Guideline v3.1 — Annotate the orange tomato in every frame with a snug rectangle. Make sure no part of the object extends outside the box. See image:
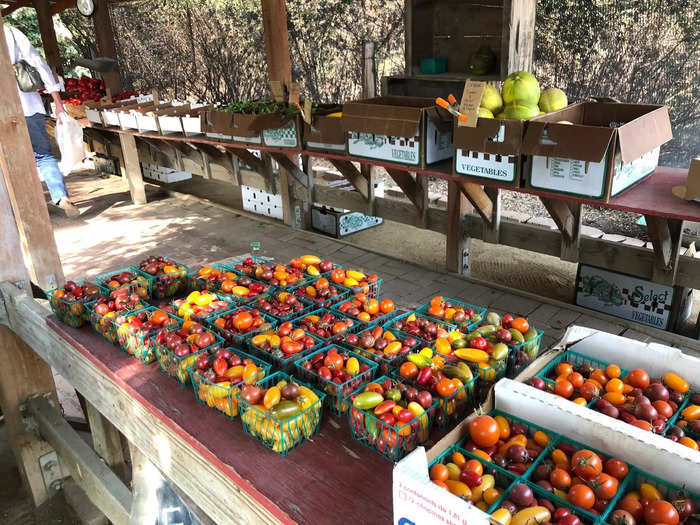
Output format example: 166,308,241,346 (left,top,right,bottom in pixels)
511,317,529,333
603,392,626,405
568,372,584,389
556,362,573,377
233,312,254,330
590,368,609,386
494,415,511,440
626,368,650,389
399,361,419,380
357,312,371,322
568,484,595,509
533,430,550,447
471,449,491,462
364,299,379,315
380,299,395,314
430,463,449,482
263,386,280,409
682,404,700,421
679,437,699,450
220,279,235,293
551,448,569,468
436,378,458,397
151,310,169,325
572,397,587,406
316,277,330,290
580,381,601,401
451,451,466,469
428,304,445,317
463,459,483,476
606,378,624,393
554,379,574,399
332,321,349,335
430,296,443,307
435,337,452,355
663,373,689,393
469,415,501,447
605,364,621,379
330,268,345,283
